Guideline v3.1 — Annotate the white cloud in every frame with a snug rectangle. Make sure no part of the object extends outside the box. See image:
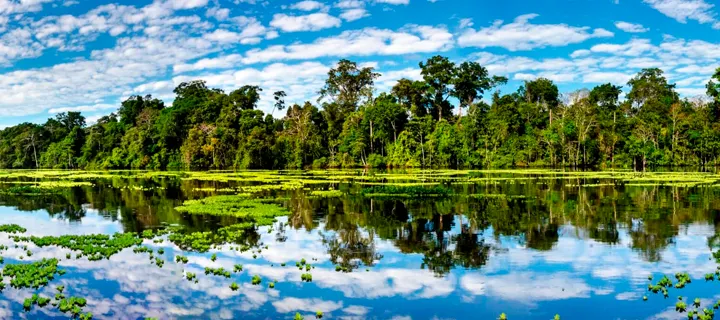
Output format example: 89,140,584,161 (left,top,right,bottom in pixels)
335,0,365,9
242,25,453,64
458,13,614,51
270,13,342,32
582,71,633,84
48,103,117,114
340,8,369,21
173,54,243,73
375,0,410,4
289,0,328,11
643,0,720,29
614,21,649,32
589,39,656,56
